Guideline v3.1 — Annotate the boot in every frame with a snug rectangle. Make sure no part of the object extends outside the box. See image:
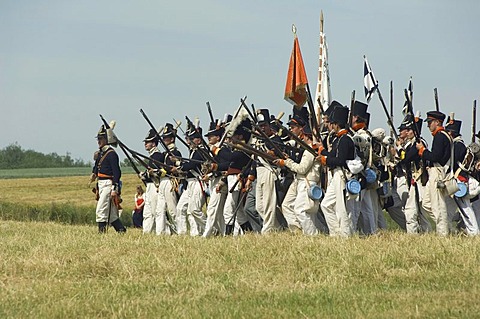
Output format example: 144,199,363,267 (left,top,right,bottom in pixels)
98,222,107,234
240,221,253,233
225,224,234,235
111,219,127,233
